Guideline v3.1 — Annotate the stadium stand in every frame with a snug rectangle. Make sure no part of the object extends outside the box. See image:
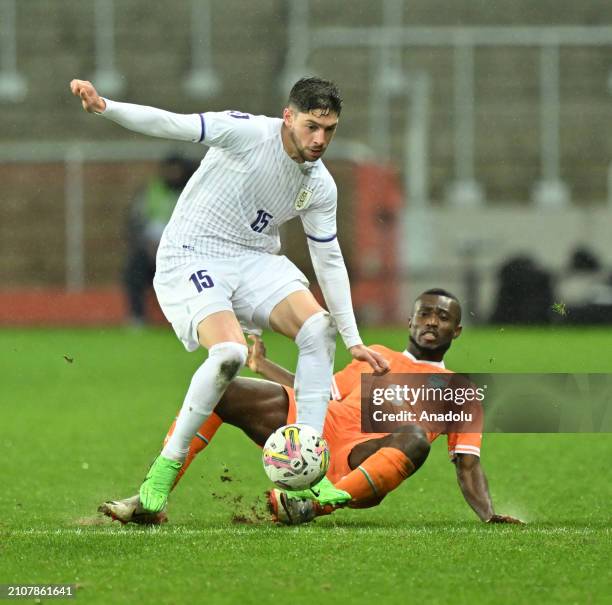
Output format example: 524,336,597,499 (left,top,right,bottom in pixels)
1,1,612,324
